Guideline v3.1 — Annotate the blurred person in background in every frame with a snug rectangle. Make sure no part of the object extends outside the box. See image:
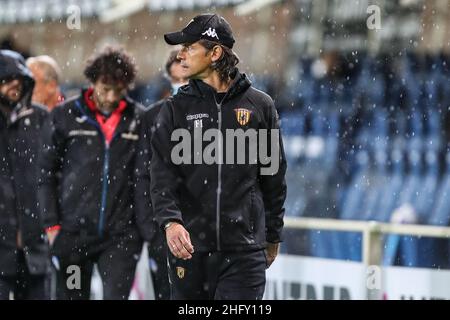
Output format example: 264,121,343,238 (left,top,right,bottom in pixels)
0,35,31,59
38,46,145,300
150,13,287,299
165,48,189,96
0,50,49,300
134,49,188,300
26,55,64,111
